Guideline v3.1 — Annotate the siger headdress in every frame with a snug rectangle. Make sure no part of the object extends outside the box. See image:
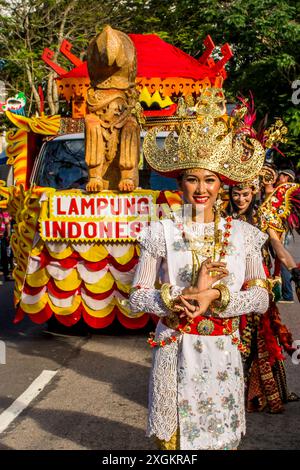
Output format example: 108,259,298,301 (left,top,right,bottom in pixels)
143,88,265,184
